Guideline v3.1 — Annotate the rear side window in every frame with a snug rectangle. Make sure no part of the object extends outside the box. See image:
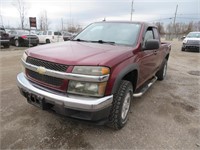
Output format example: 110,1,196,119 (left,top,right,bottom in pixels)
54,32,61,35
